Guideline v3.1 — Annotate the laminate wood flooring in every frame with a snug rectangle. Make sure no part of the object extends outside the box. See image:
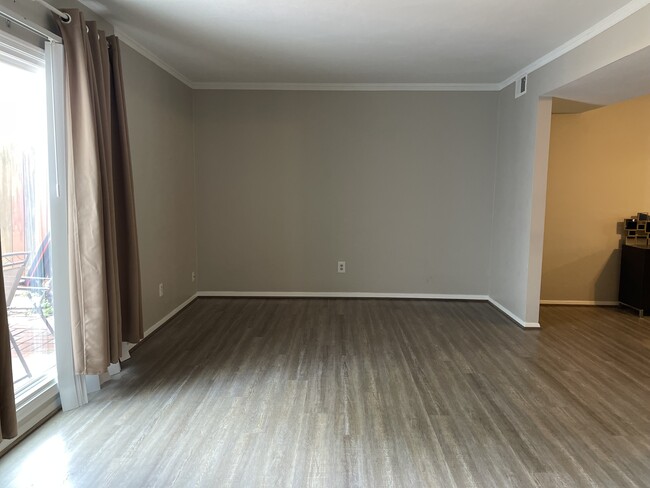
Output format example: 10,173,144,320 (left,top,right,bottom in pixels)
0,299,649,487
